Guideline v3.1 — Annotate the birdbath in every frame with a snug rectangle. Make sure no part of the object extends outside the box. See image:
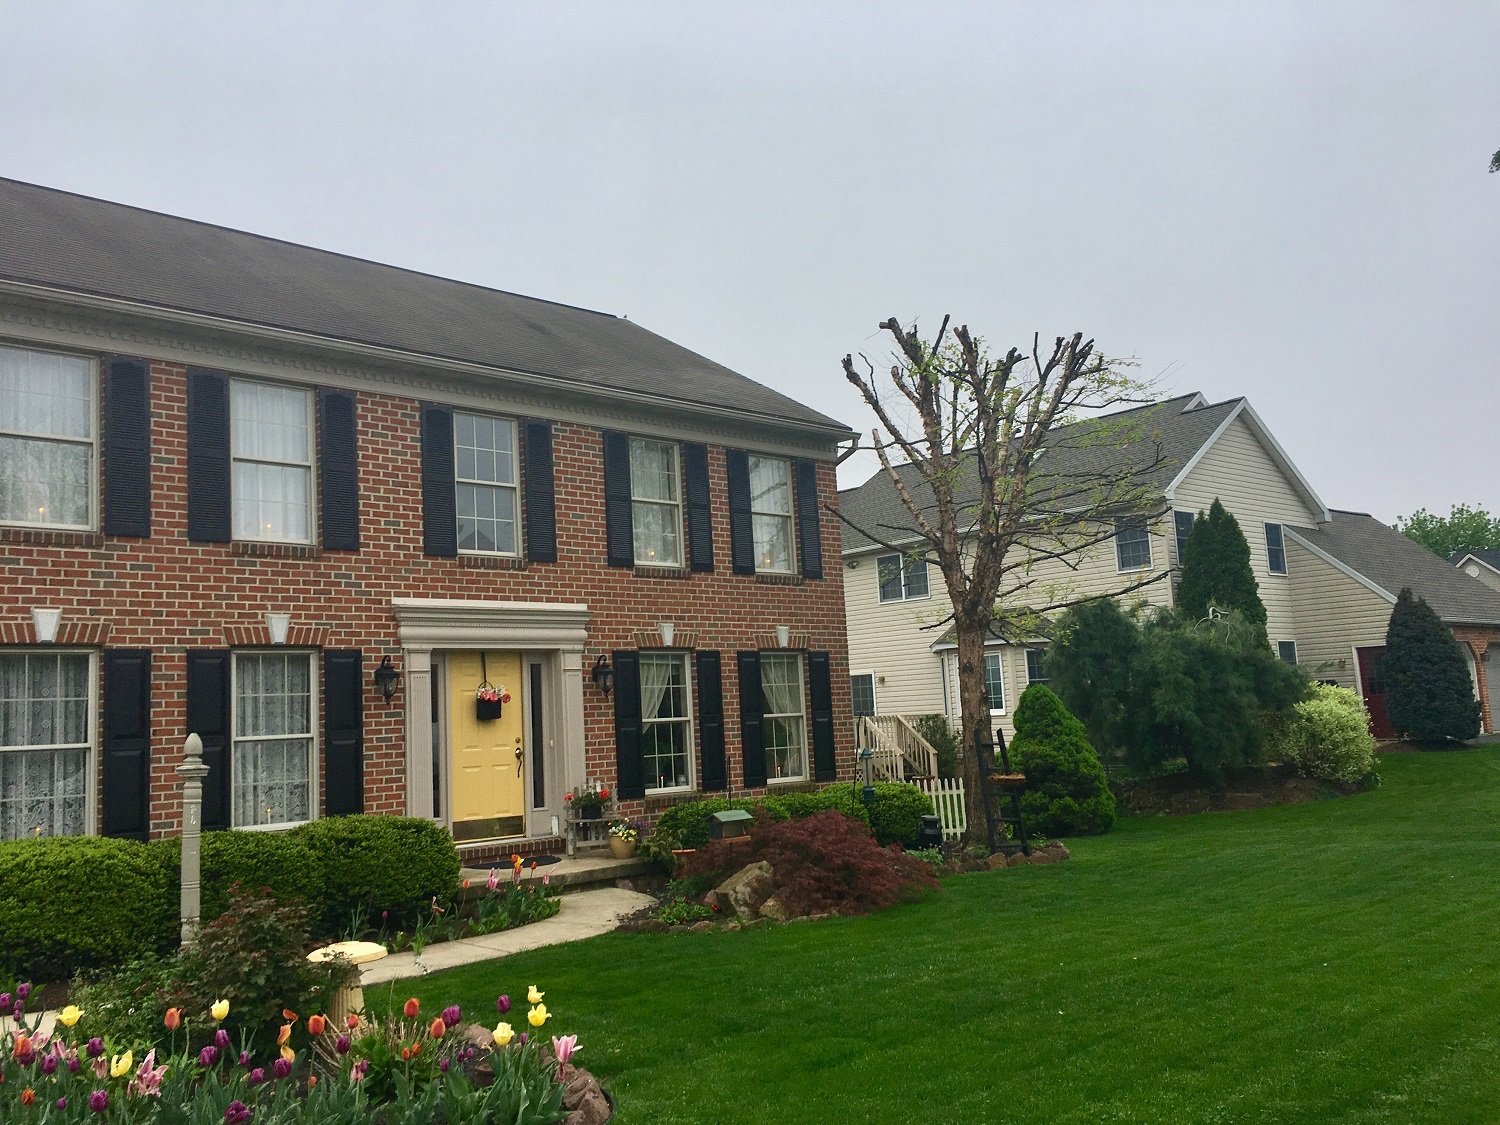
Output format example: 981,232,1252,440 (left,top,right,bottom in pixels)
306,940,388,1030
